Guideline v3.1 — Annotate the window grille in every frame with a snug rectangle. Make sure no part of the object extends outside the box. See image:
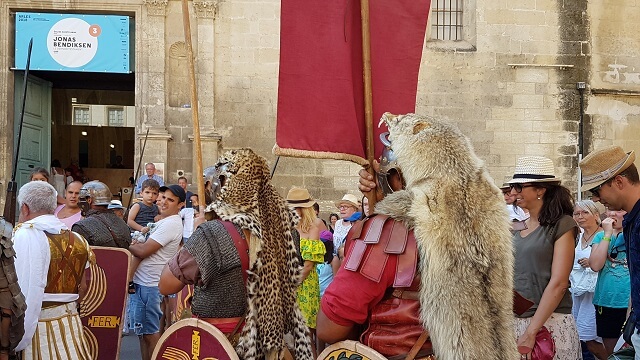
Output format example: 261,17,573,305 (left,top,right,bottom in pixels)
73,107,90,125
431,0,463,41
108,107,125,127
